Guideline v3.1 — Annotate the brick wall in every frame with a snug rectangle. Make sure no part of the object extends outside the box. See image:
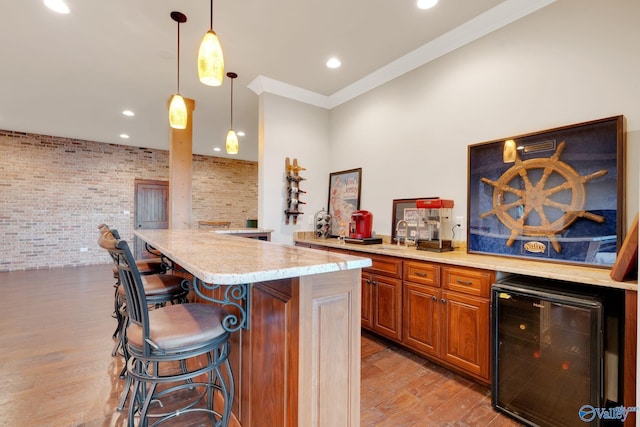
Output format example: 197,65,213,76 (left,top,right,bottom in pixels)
0,130,258,272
